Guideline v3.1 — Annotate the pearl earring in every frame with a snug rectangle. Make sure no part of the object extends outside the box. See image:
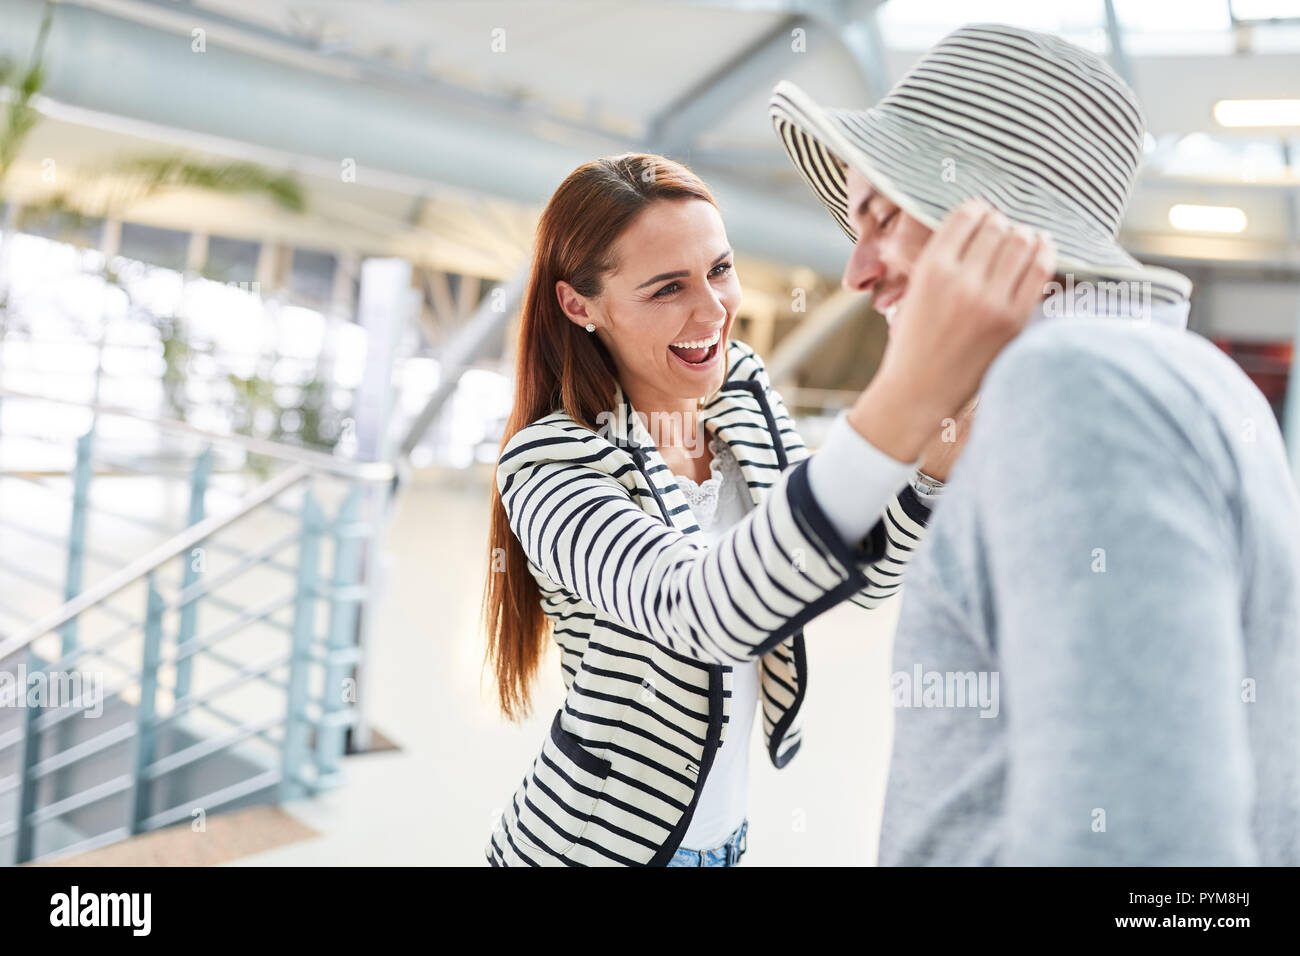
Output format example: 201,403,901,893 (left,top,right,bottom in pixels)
585,323,595,332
